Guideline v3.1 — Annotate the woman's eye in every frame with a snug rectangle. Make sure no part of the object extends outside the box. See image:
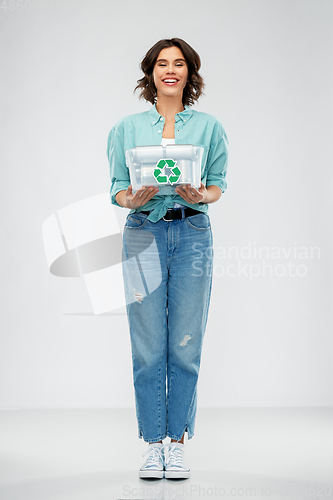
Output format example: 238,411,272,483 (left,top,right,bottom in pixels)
158,63,184,67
